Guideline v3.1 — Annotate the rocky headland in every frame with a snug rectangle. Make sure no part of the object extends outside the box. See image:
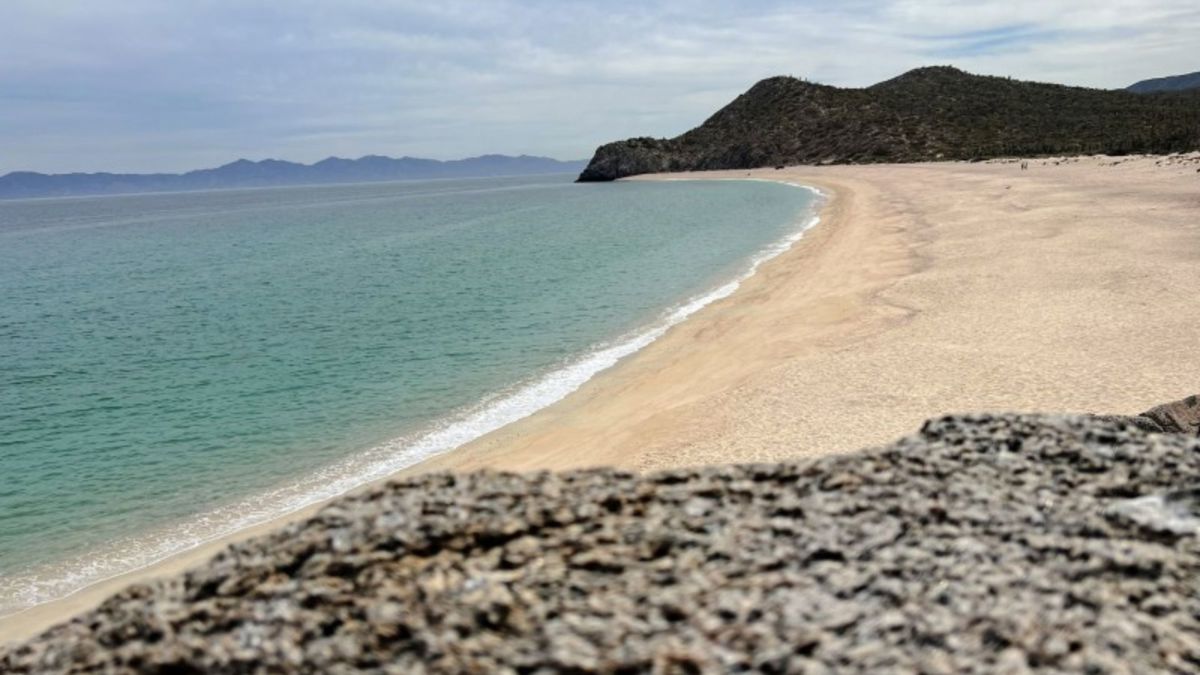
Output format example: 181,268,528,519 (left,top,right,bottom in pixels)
2,397,1198,673
577,67,1200,181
